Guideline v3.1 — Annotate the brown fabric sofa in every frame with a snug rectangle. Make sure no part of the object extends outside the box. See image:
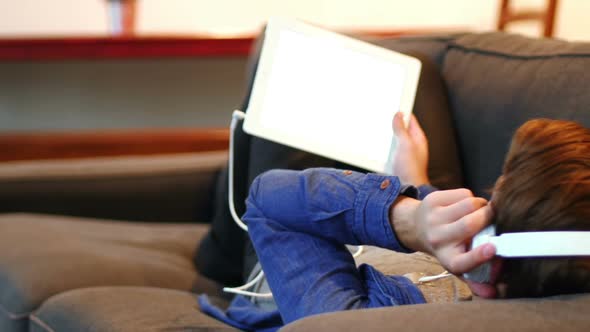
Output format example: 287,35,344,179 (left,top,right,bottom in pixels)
1,31,590,331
